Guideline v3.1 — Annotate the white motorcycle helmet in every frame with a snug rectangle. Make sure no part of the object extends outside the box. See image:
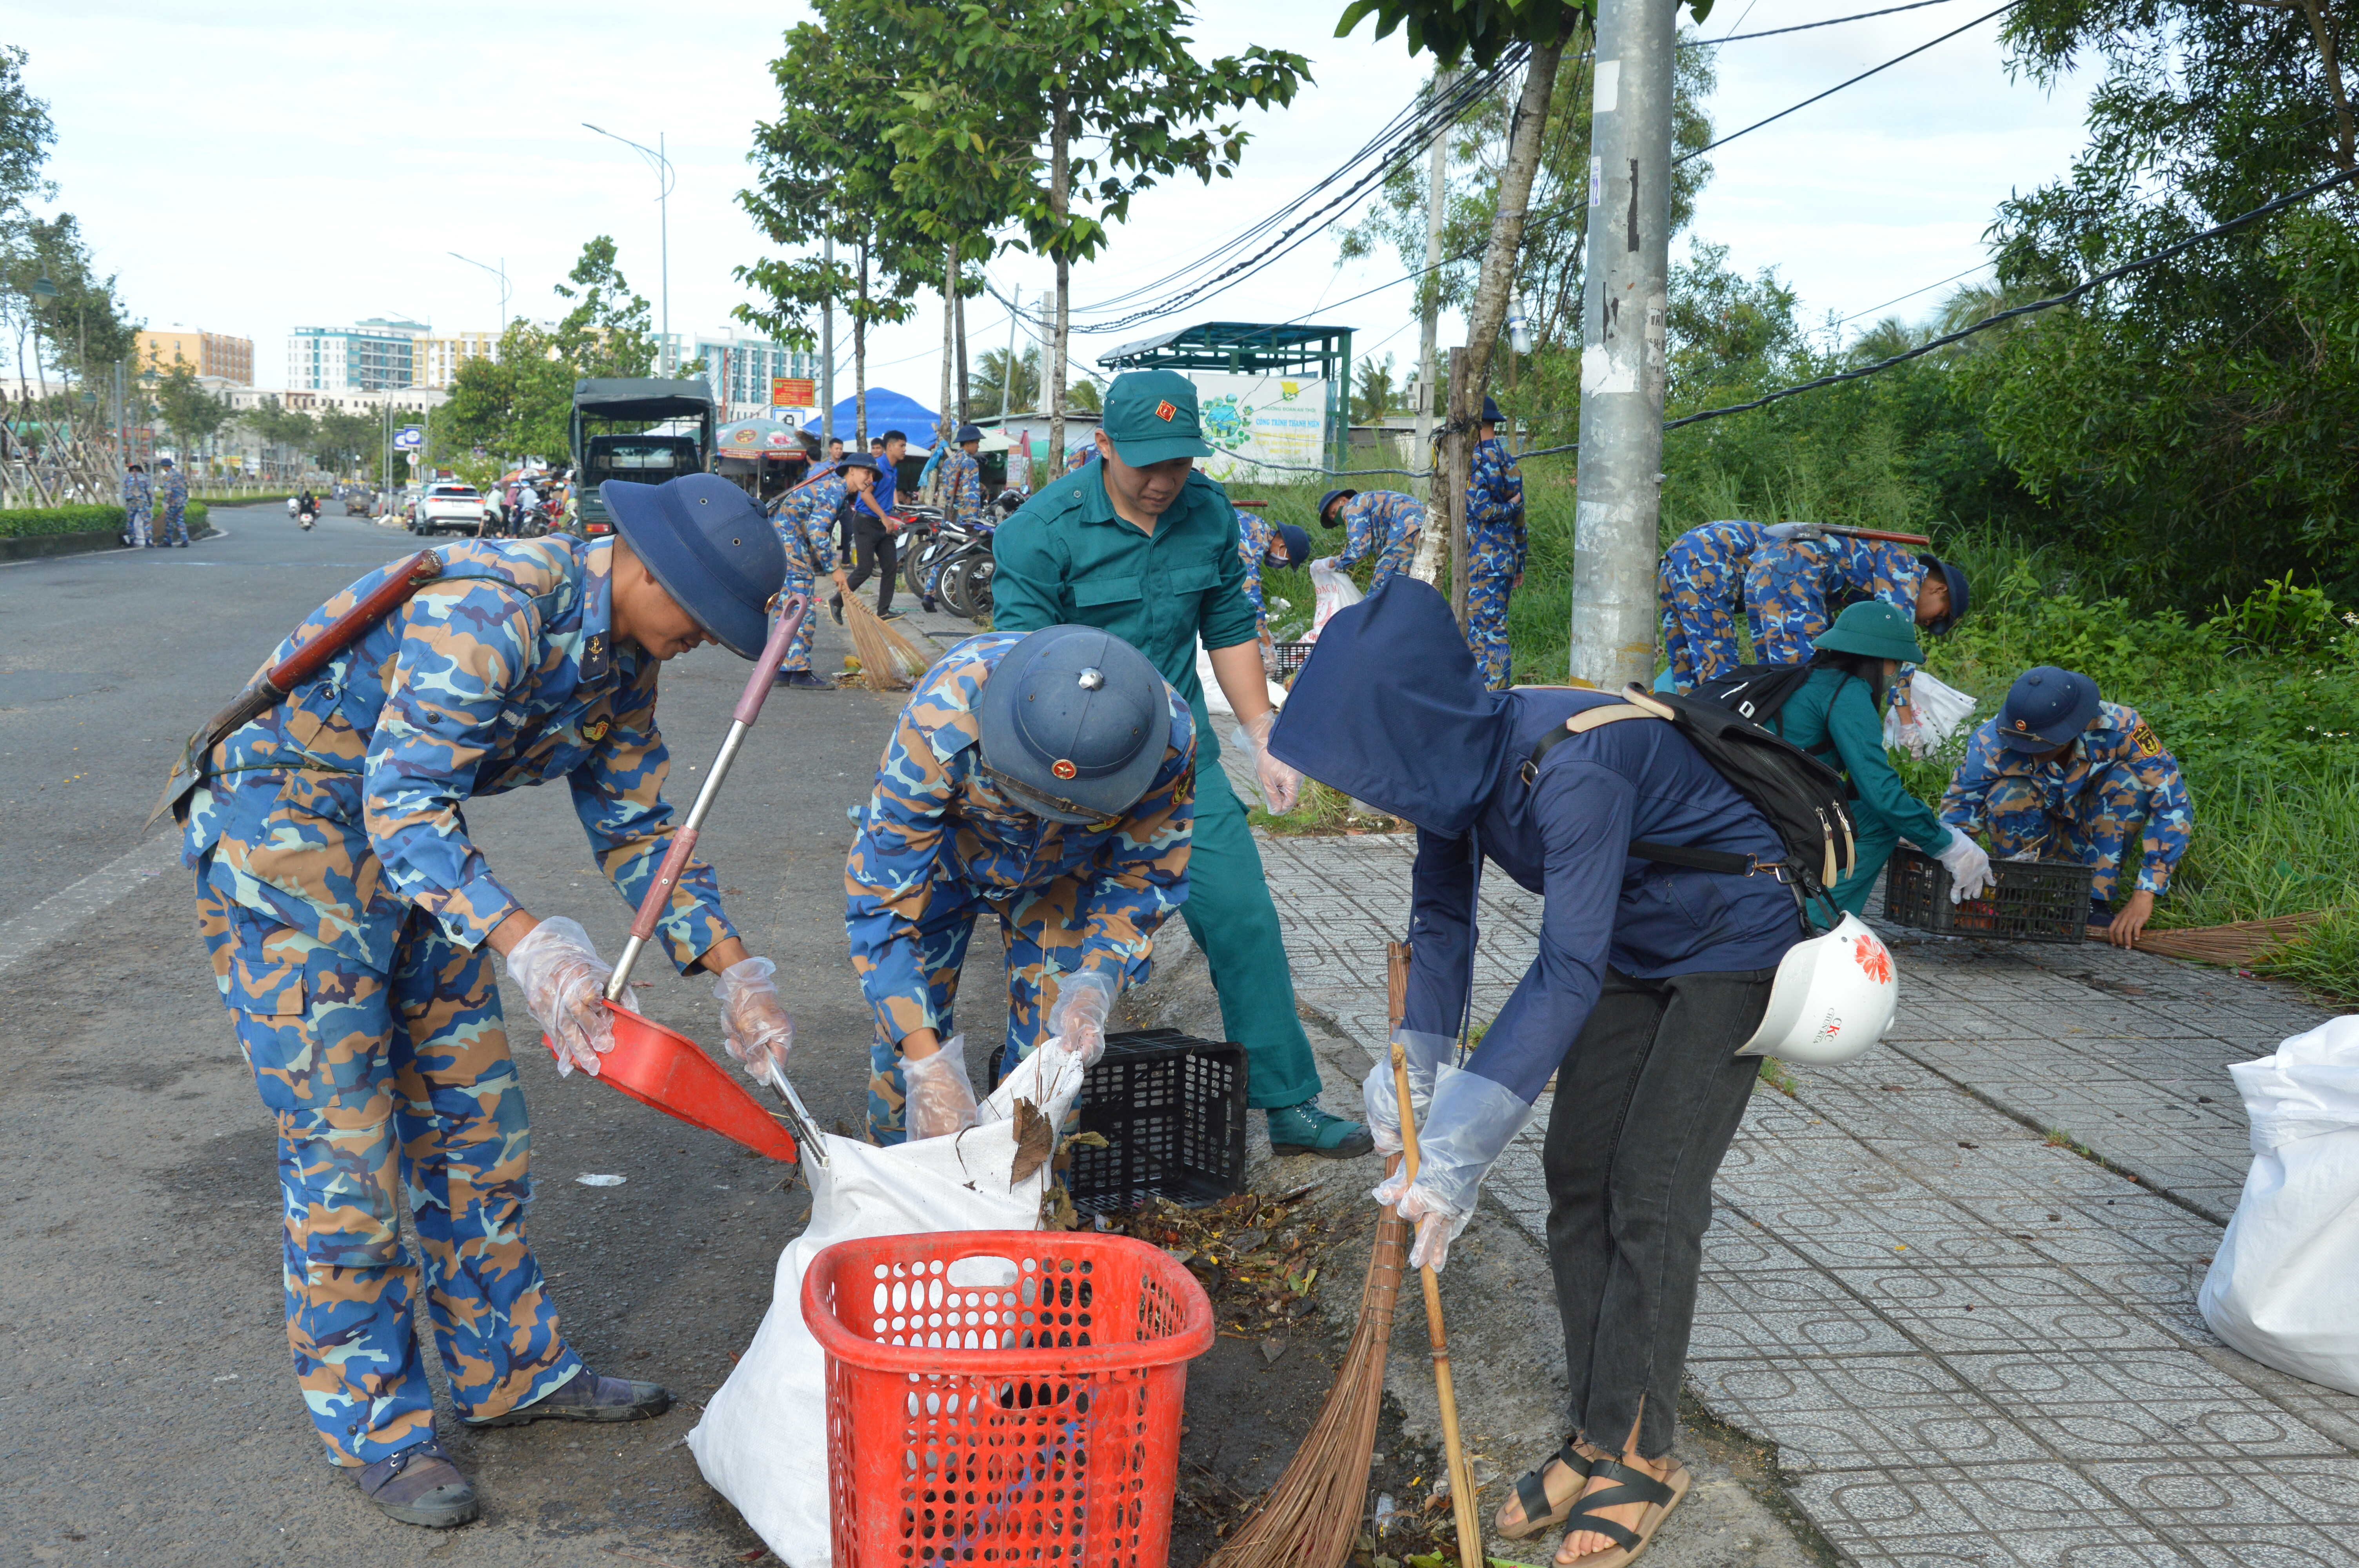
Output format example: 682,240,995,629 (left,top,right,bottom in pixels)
1737,913,1898,1065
